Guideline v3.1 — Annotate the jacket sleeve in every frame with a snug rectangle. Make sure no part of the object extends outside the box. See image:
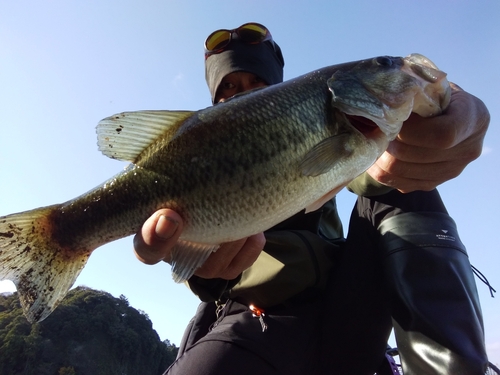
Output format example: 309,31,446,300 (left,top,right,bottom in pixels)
226,229,339,307
186,200,343,307
347,172,394,196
